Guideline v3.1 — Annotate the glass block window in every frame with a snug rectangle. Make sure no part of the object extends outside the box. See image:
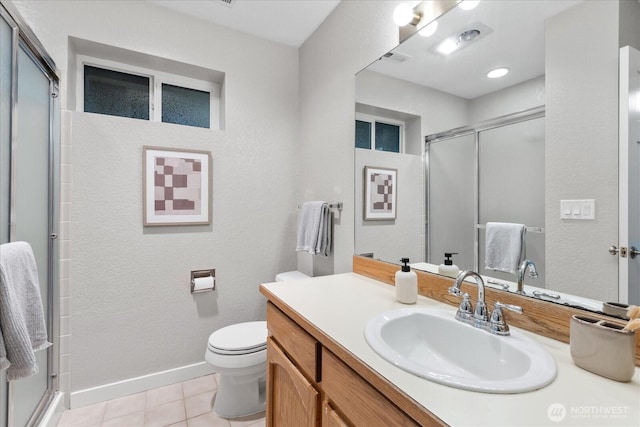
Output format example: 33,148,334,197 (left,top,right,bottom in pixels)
161,84,210,128
355,120,372,149
84,65,150,120
375,122,400,153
